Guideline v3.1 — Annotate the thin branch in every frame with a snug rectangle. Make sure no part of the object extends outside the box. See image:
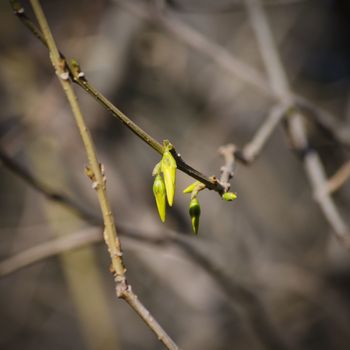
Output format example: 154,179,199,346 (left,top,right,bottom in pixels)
244,0,350,247
0,227,102,277
218,144,236,191
304,150,350,247
0,222,288,350
9,0,226,196
28,1,179,349
163,0,310,14
0,148,100,224
239,103,290,163
326,160,350,194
